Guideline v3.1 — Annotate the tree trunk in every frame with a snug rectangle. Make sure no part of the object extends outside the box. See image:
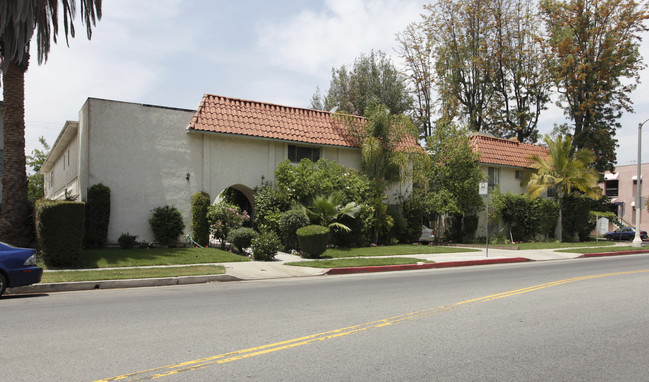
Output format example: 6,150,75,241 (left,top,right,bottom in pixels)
0,60,33,247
